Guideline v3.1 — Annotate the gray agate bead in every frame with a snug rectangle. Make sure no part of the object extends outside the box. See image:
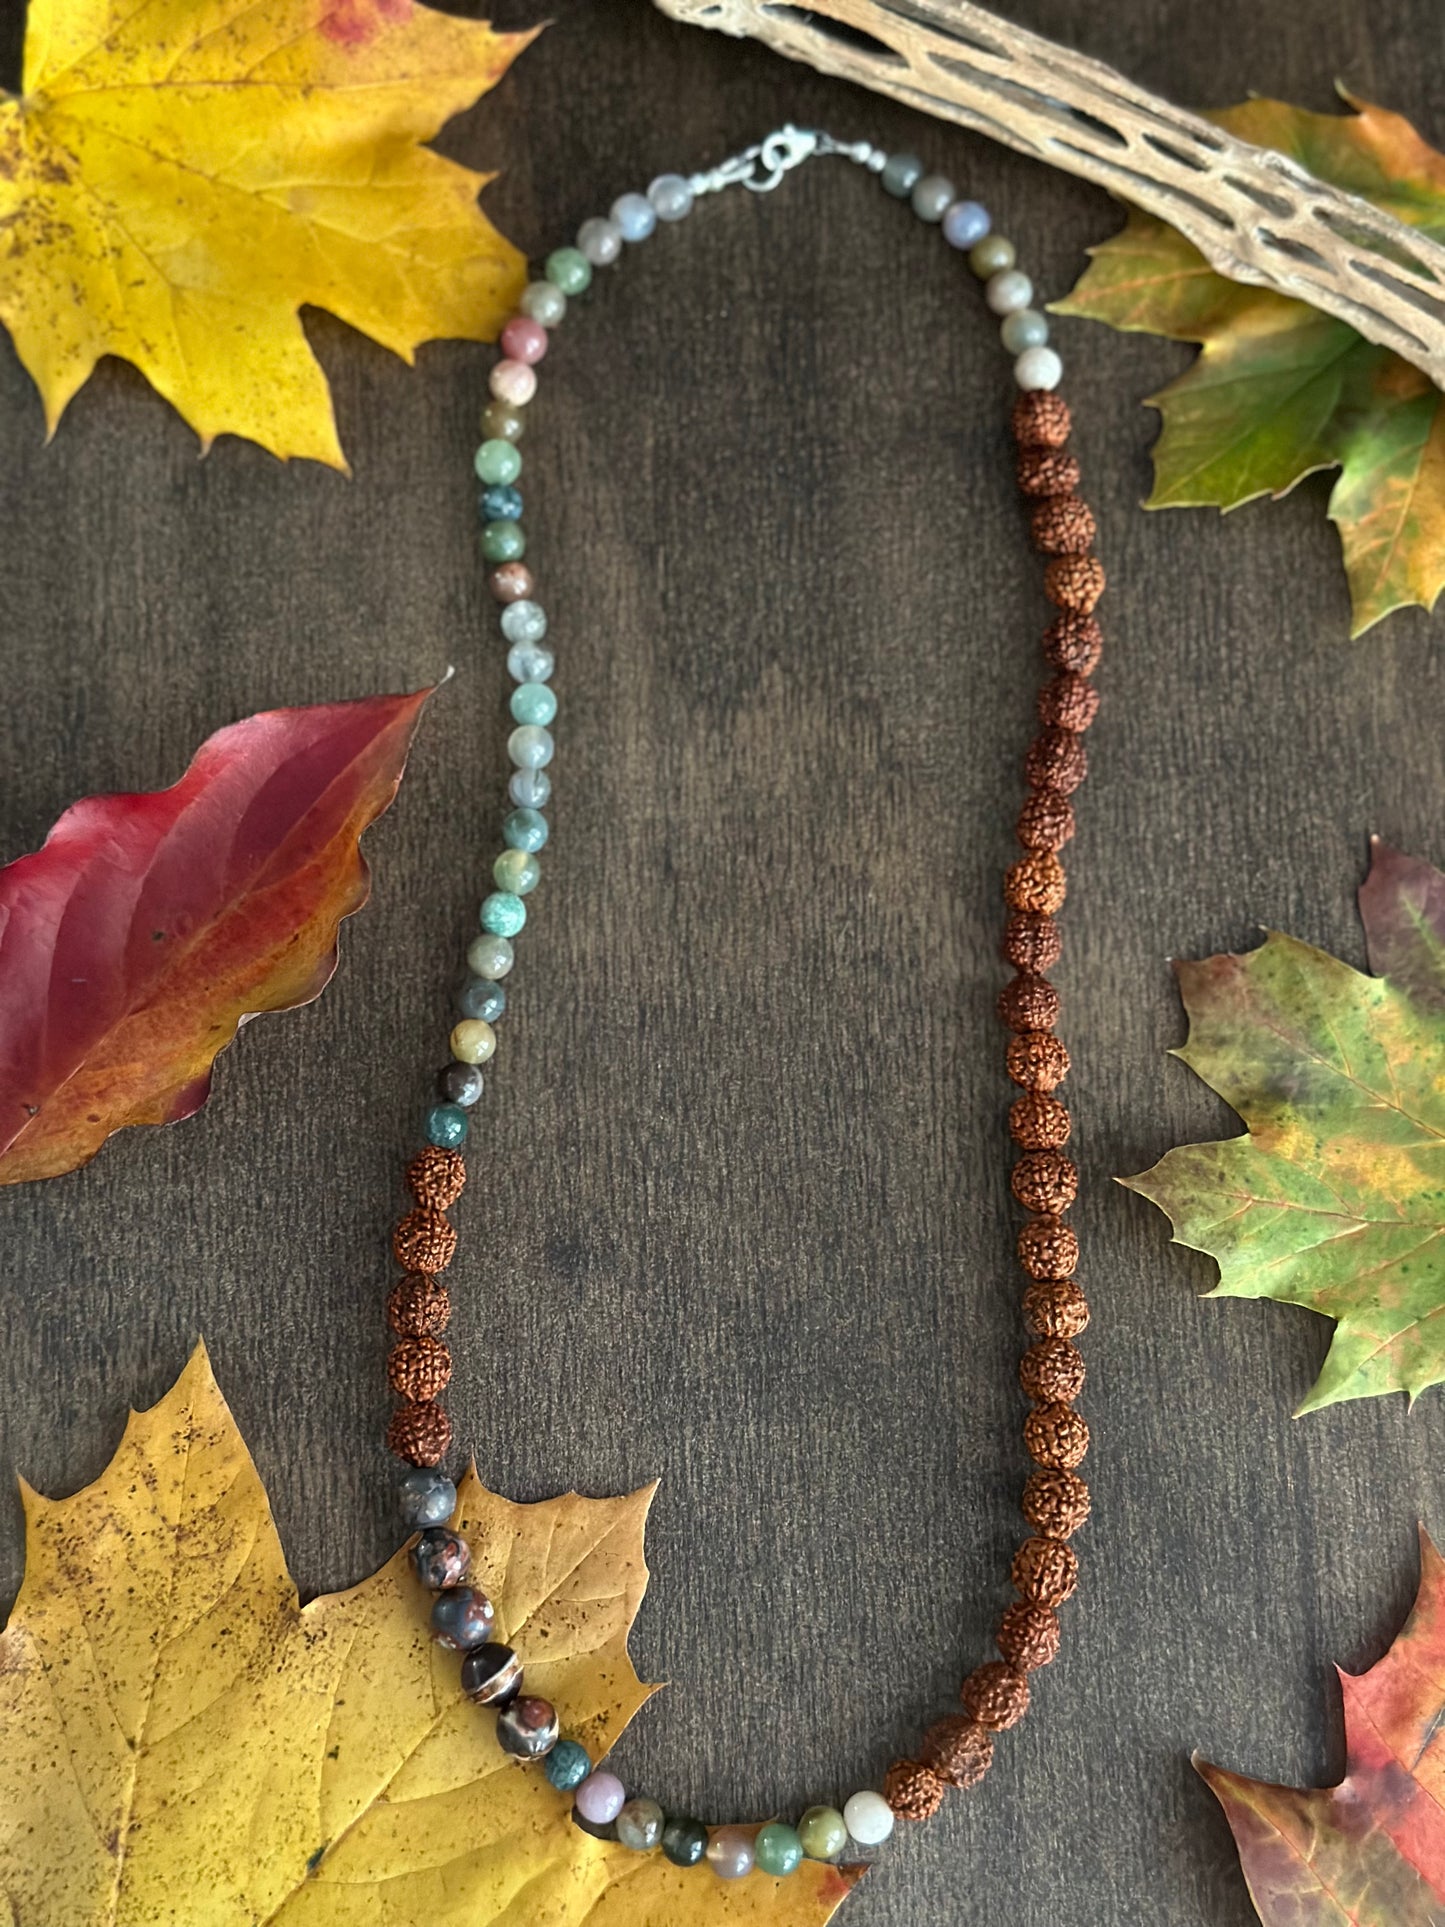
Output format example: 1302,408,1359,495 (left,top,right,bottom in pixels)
616,1797,665,1852
398,1468,456,1529
412,1527,470,1589
497,1694,560,1759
